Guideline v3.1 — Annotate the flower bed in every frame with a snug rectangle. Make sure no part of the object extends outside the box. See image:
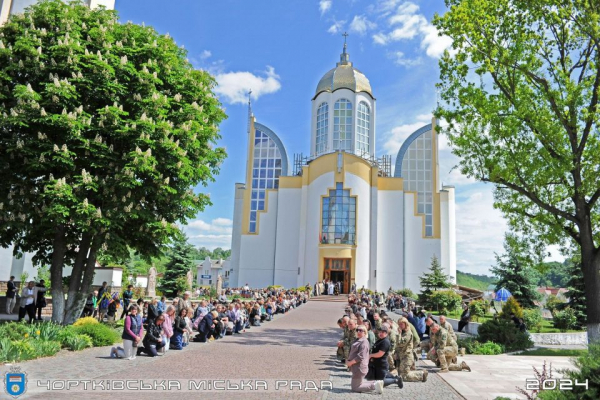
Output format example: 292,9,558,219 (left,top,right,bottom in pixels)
0,319,120,363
